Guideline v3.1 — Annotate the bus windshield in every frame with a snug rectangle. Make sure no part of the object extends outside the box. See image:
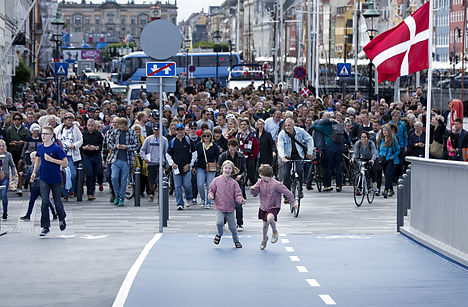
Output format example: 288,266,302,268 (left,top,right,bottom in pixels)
121,56,149,82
